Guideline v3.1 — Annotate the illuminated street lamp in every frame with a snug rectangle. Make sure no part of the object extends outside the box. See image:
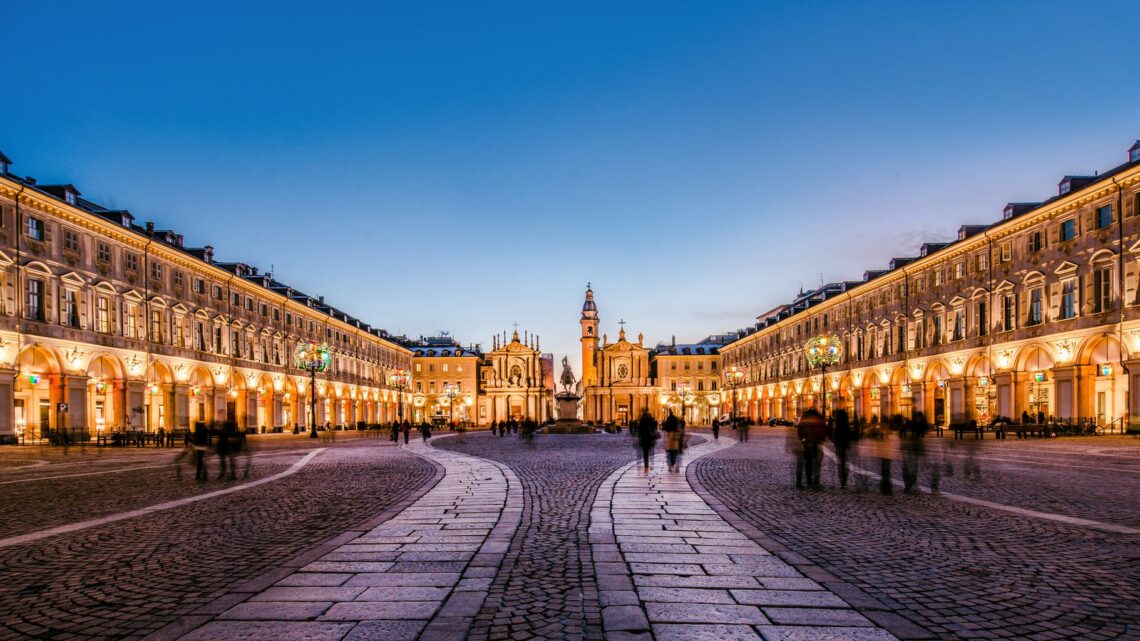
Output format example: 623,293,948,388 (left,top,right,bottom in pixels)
723,365,746,425
804,333,843,421
388,369,410,428
442,383,461,428
295,341,332,439
677,384,693,424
